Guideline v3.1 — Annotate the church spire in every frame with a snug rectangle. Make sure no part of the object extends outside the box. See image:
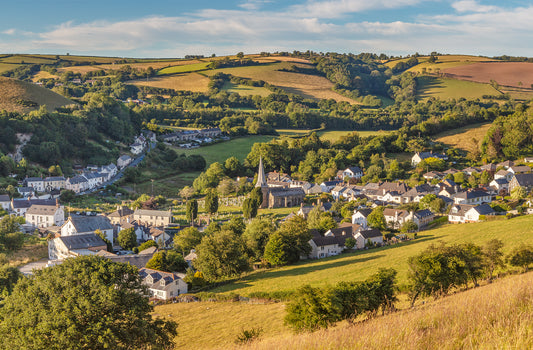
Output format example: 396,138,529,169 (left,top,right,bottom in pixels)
256,156,267,188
